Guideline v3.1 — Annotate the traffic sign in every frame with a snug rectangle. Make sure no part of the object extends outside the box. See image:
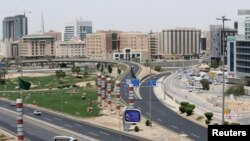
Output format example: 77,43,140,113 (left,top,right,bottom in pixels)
132,79,140,87
124,109,141,123
126,79,131,85
148,80,156,87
